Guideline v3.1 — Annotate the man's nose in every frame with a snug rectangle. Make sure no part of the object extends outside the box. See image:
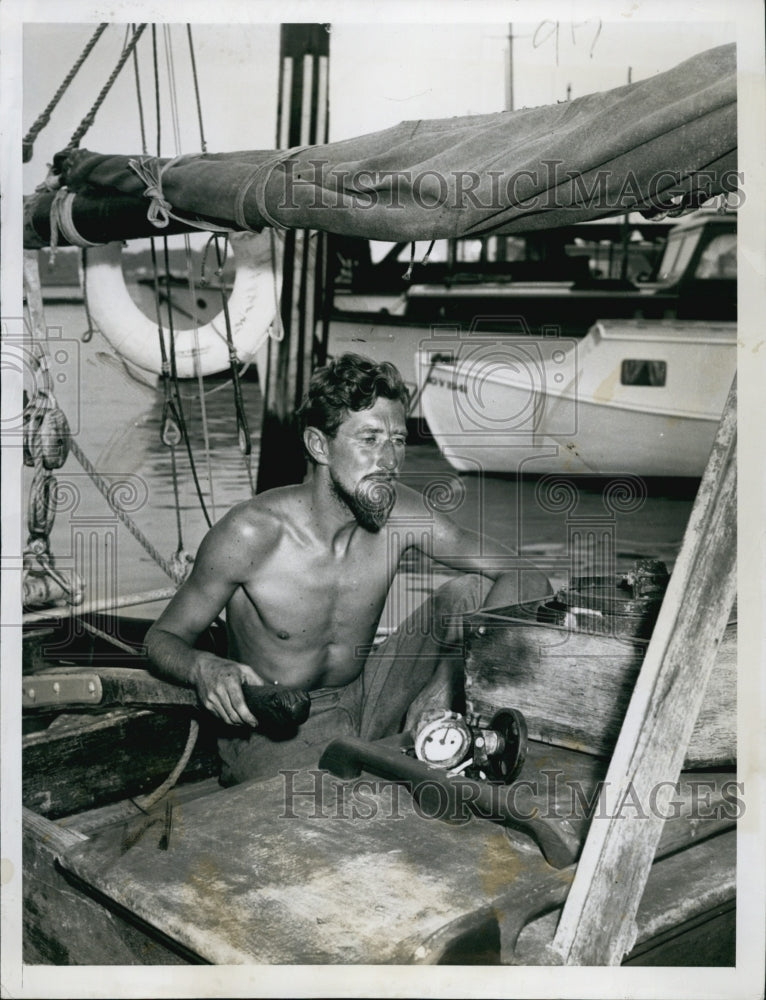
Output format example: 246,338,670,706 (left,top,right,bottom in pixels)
378,440,398,471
